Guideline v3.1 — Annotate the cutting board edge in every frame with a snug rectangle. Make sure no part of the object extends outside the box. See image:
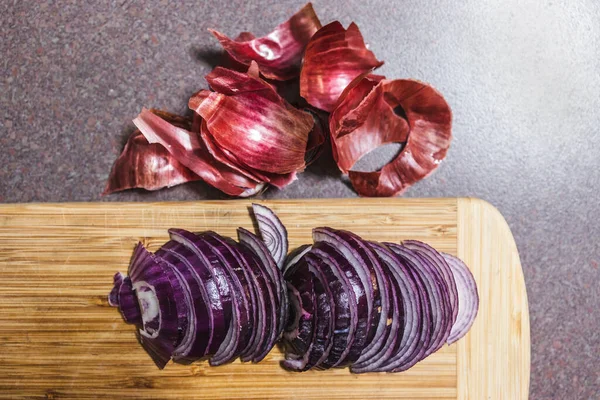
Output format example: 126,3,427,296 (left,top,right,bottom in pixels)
0,197,460,210
457,197,530,400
